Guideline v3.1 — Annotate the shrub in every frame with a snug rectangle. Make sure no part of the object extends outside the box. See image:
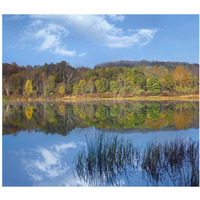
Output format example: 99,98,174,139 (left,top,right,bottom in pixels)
135,89,145,96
